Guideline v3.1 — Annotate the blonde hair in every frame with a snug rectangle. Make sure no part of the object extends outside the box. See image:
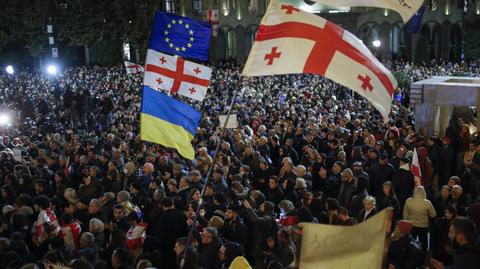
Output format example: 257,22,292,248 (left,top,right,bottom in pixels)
89,218,105,234
64,188,78,204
